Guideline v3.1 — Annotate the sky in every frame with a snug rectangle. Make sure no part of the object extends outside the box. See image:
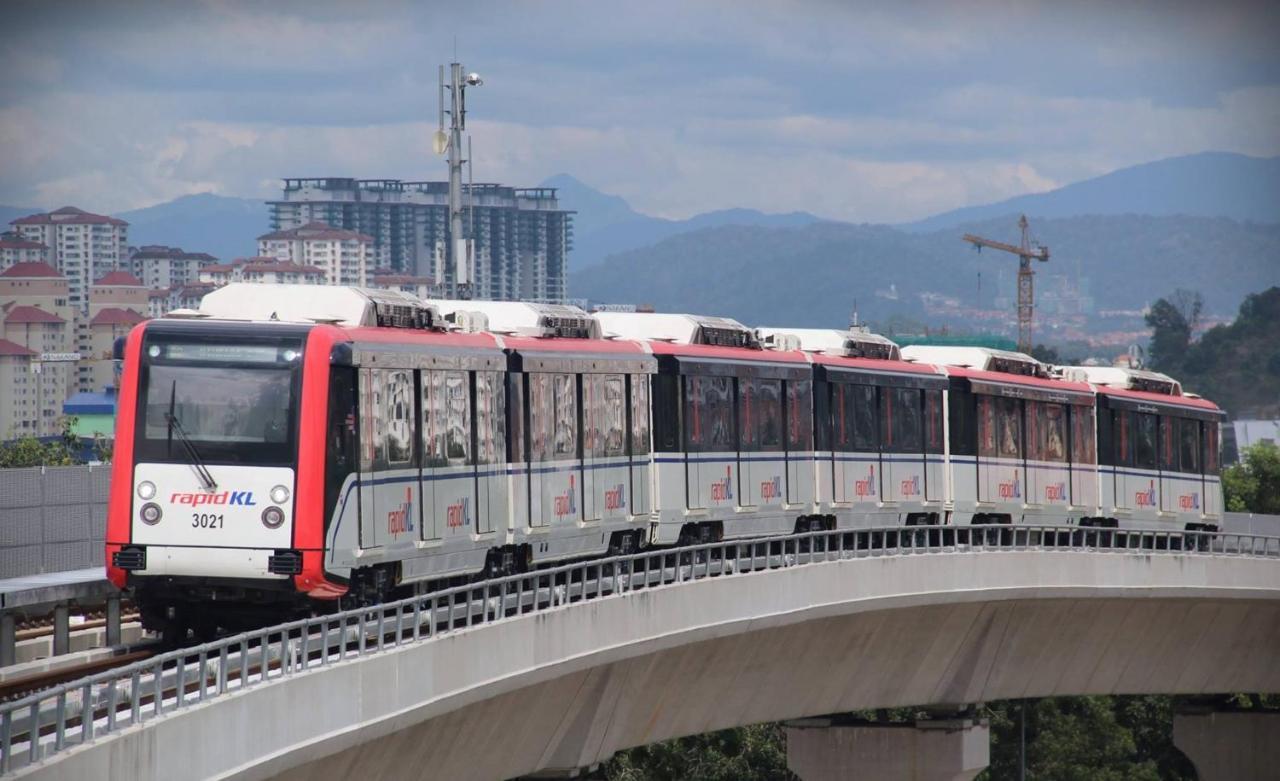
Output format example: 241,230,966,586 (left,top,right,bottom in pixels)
1,0,1278,222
